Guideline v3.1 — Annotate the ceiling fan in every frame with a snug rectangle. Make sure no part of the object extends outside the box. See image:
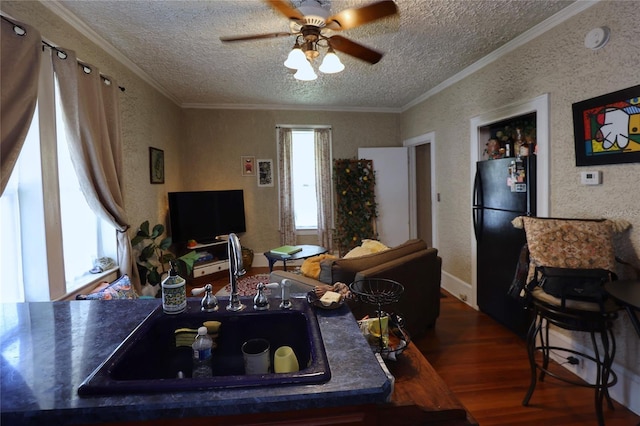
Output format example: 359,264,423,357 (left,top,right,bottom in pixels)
220,0,399,73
